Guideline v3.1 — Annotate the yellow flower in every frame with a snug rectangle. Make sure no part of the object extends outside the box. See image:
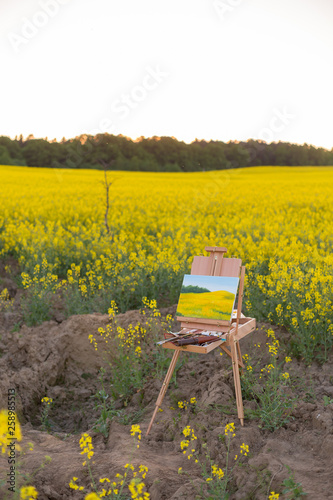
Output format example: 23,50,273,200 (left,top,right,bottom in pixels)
211,464,224,479
41,397,53,404
266,328,275,338
182,426,191,437
69,477,84,491
135,346,142,356
79,433,94,461
275,304,283,317
240,443,249,456
85,494,101,500
69,479,78,490
128,478,150,499
180,439,189,450
267,343,278,356
20,486,38,499
268,492,280,500
182,426,197,440
0,410,22,454
281,372,290,380
224,422,236,437
130,424,142,439
178,400,188,410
